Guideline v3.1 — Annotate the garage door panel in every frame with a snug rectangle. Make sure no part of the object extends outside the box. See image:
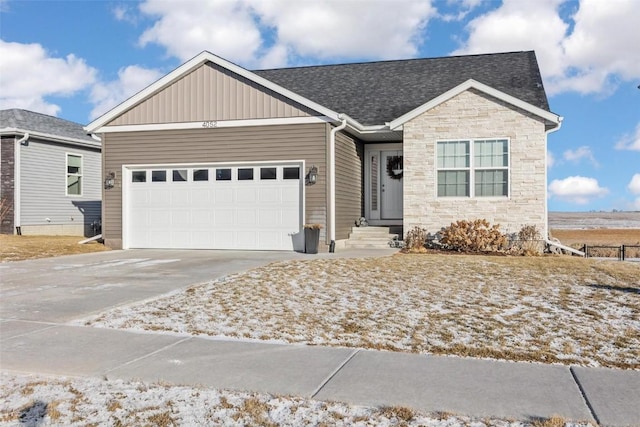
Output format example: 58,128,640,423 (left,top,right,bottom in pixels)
149,190,170,206
214,209,234,226
236,187,257,203
237,210,257,226
170,189,190,205
258,209,279,226
215,188,233,203
126,164,302,250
